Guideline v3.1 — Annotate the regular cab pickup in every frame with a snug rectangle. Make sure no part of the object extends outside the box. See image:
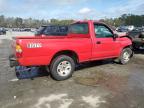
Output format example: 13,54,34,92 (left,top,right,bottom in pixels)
9,20,133,80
